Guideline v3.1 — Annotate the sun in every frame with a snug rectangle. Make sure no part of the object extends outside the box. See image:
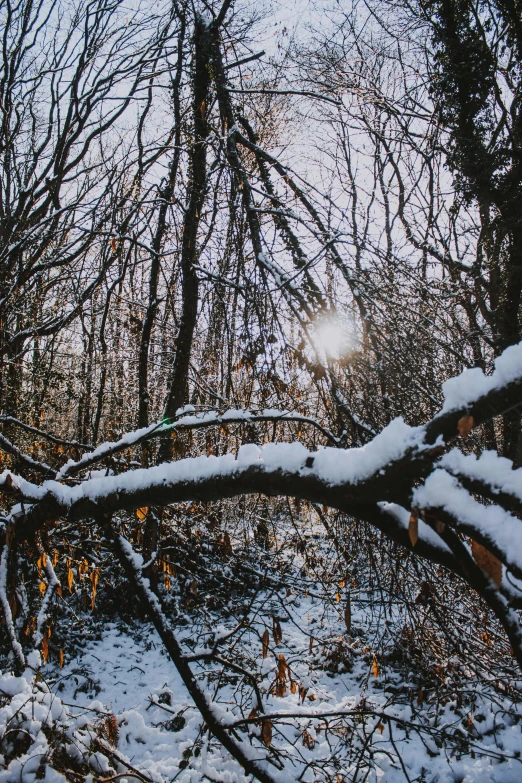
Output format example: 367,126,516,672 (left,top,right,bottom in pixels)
314,317,351,360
